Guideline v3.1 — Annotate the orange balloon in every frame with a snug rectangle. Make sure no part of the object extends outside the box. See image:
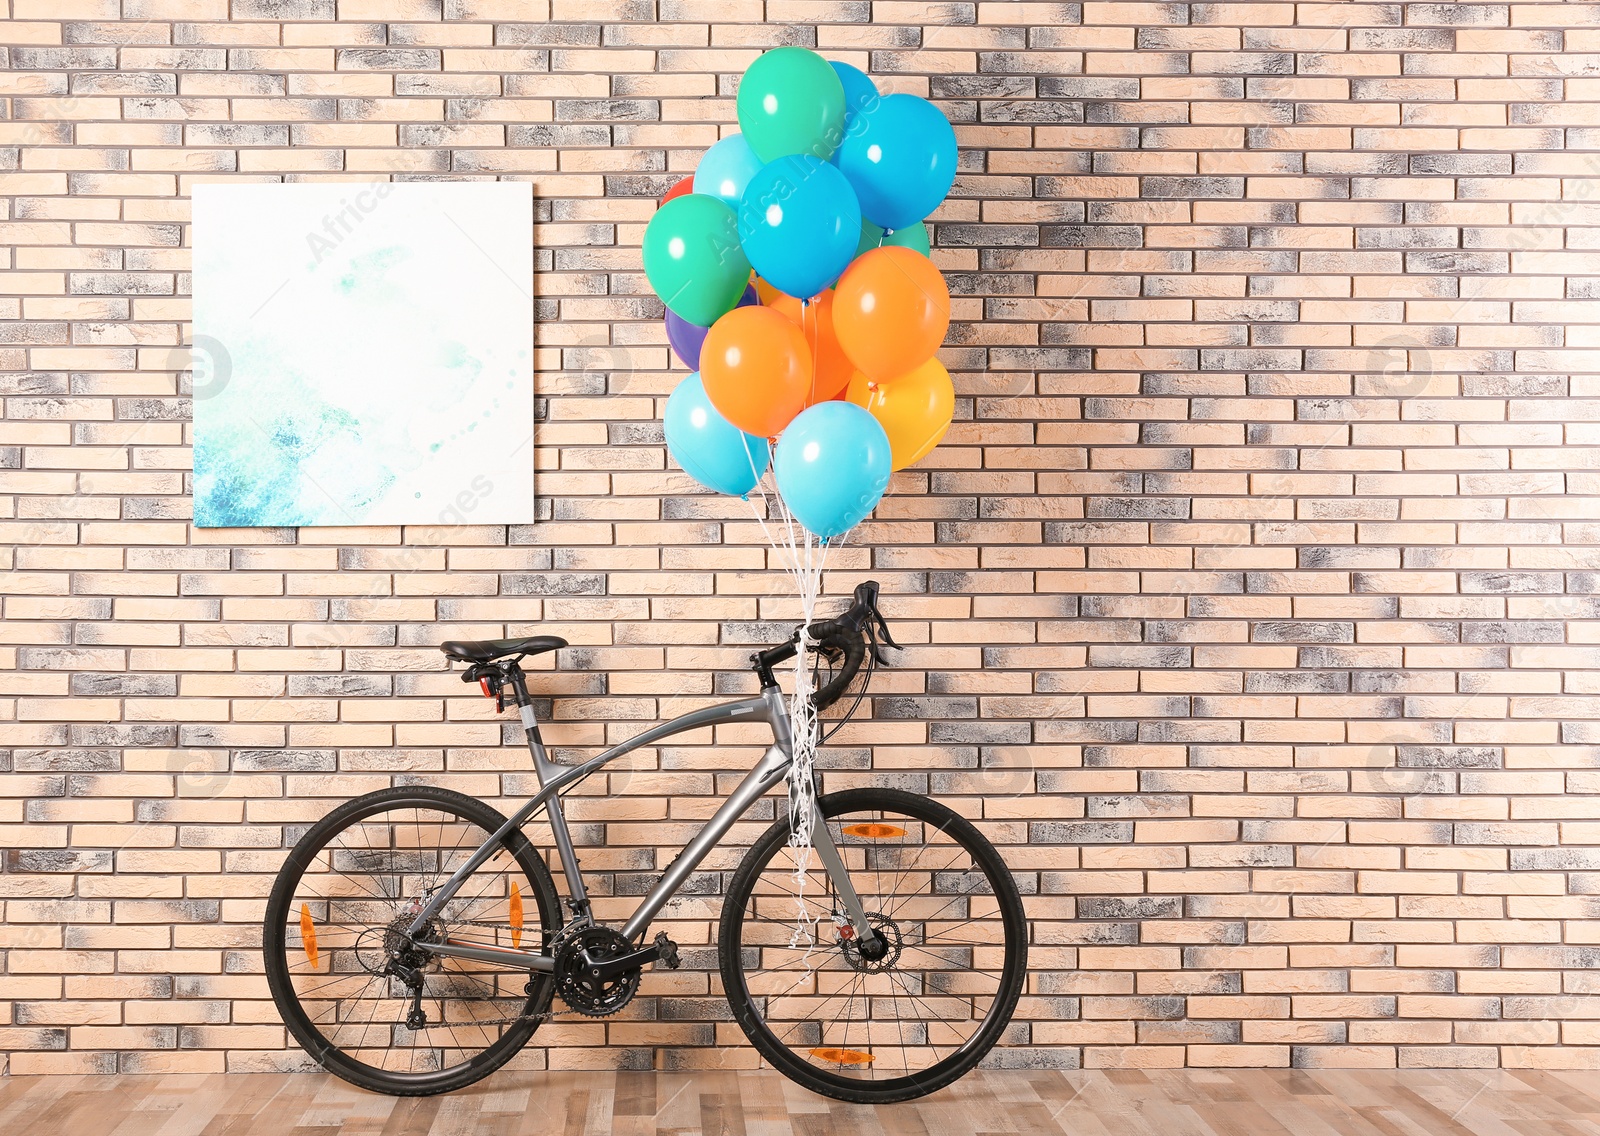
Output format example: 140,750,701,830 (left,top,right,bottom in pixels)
833,246,950,383
752,275,785,305
847,357,954,470
699,306,812,438
767,291,853,405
